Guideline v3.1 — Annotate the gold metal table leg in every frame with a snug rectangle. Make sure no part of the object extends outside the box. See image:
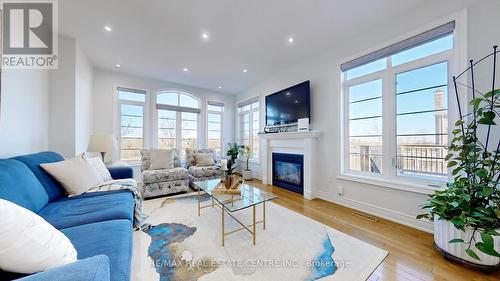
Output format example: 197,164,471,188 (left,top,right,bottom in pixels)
222,206,225,247
197,188,200,216
263,200,266,230
252,205,256,245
